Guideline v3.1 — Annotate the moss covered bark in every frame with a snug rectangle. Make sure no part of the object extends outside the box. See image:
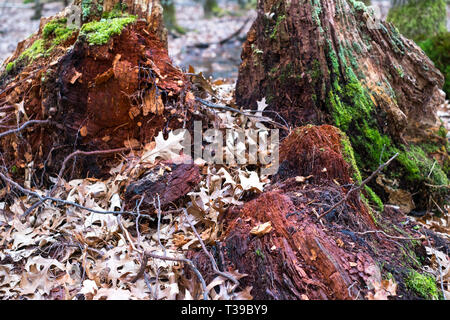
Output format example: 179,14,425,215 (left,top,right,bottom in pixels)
236,0,449,212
